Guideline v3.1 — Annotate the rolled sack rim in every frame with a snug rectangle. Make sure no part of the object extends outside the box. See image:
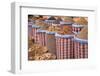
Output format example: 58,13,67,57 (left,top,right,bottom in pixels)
37,29,47,33
55,33,74,38
60,21,73,25
72,31,80,34
73,37,88,44
46,31,56,34
32,25,40,28
45,20,57,22
72,24,84,27
28,22,34,26
52,24,60,26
